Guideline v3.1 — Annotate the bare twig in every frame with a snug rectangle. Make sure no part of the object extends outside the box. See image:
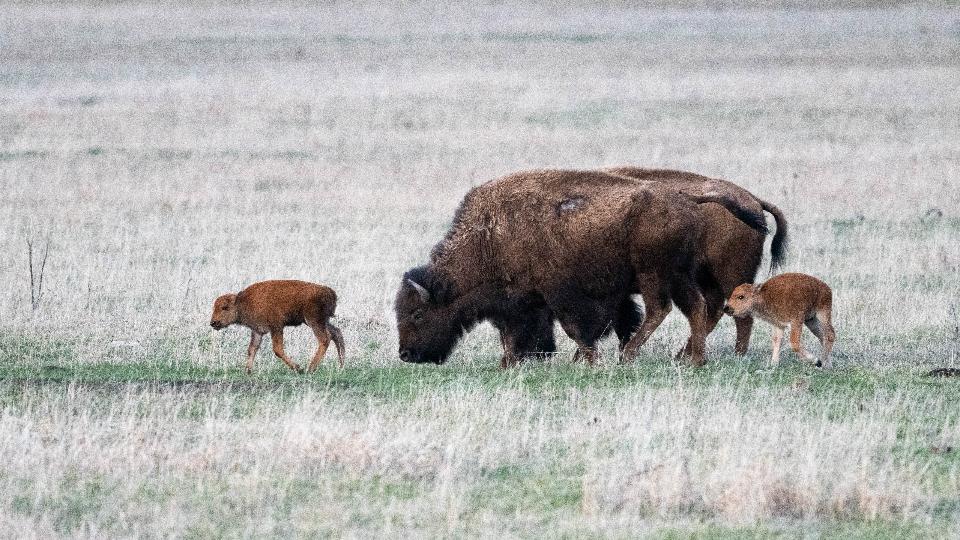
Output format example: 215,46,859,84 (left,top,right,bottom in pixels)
26,232,51,311
27,236,35,309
